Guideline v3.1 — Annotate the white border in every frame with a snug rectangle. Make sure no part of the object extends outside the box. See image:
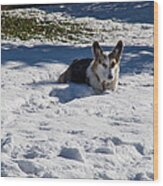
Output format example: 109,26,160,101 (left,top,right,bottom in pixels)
1,0,163,186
